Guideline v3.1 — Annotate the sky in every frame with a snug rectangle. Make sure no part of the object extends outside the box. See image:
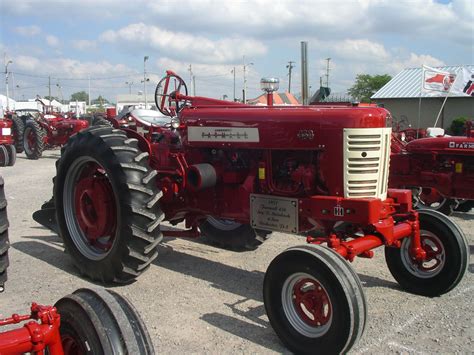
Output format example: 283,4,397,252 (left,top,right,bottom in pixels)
0,0,472,103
